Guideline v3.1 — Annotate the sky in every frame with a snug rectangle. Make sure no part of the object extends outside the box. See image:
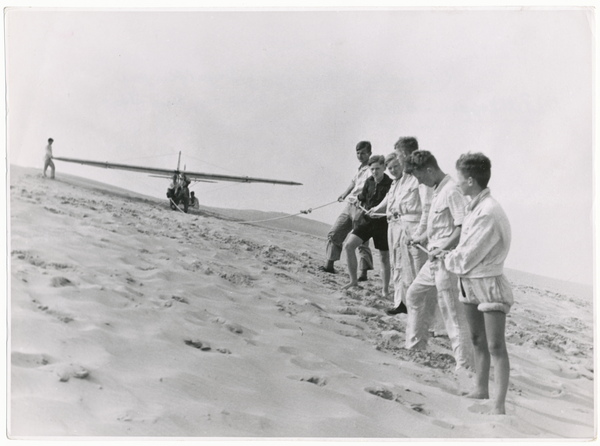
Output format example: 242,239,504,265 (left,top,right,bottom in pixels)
5,7,595,286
